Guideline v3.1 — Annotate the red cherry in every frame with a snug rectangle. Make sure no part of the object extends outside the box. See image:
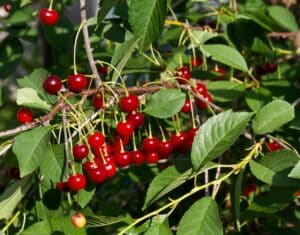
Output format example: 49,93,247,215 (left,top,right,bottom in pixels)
264,63,277,73
103,161,117,177
171,132,188,152
43,75,62,95
195,92,212,109
98,66,108,75
110,136,130,154
214,66,225,75
92,93,104,109
116,120,134,138
83,159,101,173
72,144,89,161
126,111,144,128
93,143,111,158
115,151,131,167
158,140,173,159
56,181,69,192
88,132,105,148
87,165,107,184
67,74,87,93
267,141,283,152
146,152,159,164
244,183,258,197
131,150,145,164
7,167,20,179
294,191,300,198
190,57,202,67
181,100,192,114
17,107,33,124
39,8,59,26
71,212,86,228
142,137,159,153
193,83,207,95
104,155,115,163
175,66,191,84
3,4,11,12
120,94,139,113
67,173,86,191
183,128,199,150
